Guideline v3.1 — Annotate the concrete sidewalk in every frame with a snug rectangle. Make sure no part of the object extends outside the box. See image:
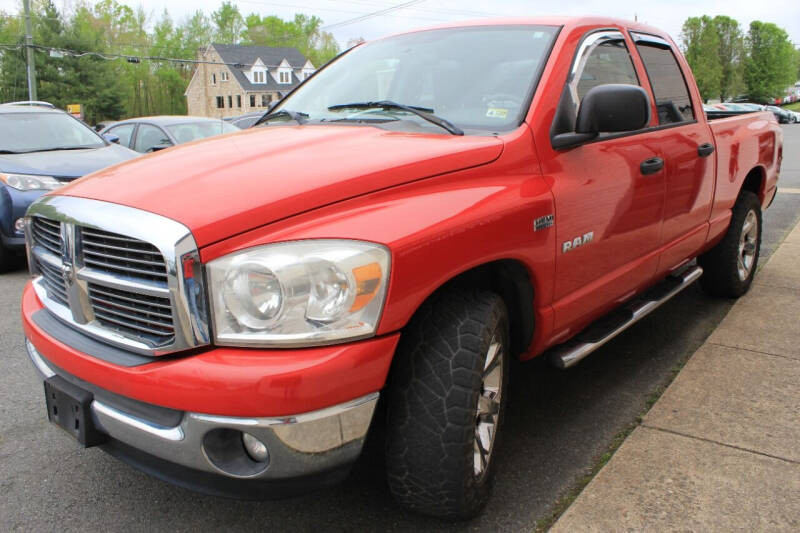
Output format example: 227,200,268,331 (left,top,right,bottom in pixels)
551,222,800,532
